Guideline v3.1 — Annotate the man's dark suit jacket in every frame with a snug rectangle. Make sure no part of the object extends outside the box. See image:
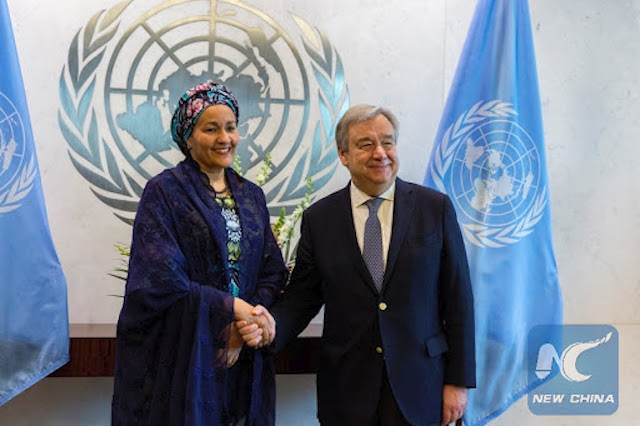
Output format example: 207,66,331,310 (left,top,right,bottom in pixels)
272,178,475,425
